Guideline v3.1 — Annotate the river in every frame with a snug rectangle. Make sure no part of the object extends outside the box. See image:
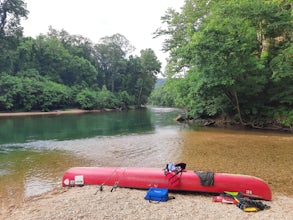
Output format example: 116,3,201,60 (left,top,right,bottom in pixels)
0,107,292,207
